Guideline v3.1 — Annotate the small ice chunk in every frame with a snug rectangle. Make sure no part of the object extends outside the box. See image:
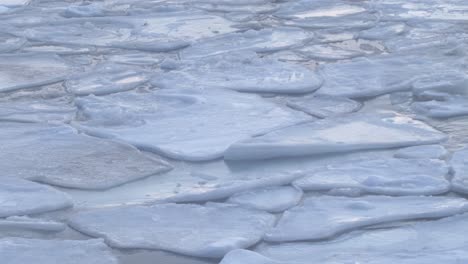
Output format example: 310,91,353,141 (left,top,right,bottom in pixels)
450,148,468,195
0,216,66,233
0,53,72,93
394,145,448,159
68,203,275,258
359,23,407,40
225,114,447,161
65,64,149,96
0,238,117,264
180,28,313,59
295,44,365,61
0,32,26,53
151,52,323,94
294,158,450,196
0,122,171,190
1,0,30,8
75,88,309,161
0,178,72,217
412,71,468,100
286,95,362,118
264,196,468,242
412,97,468,119
0,98,75,123
227,186,302,213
